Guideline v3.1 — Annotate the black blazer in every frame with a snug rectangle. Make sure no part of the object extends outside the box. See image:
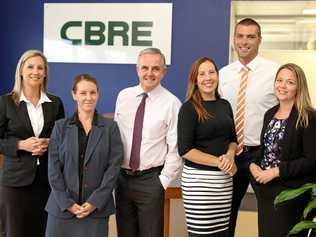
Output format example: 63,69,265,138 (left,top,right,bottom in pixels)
0,93,64,187
253,104,316,188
